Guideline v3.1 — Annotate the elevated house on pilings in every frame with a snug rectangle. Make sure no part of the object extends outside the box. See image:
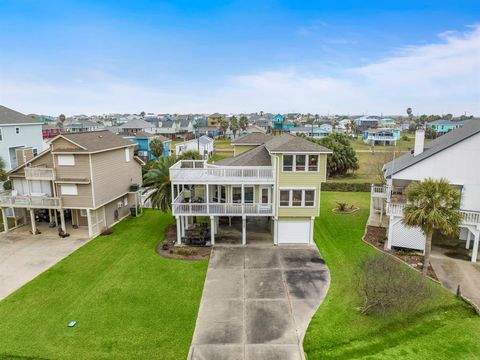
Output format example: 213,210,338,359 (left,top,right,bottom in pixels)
170,133,332,246
370,121,480,262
